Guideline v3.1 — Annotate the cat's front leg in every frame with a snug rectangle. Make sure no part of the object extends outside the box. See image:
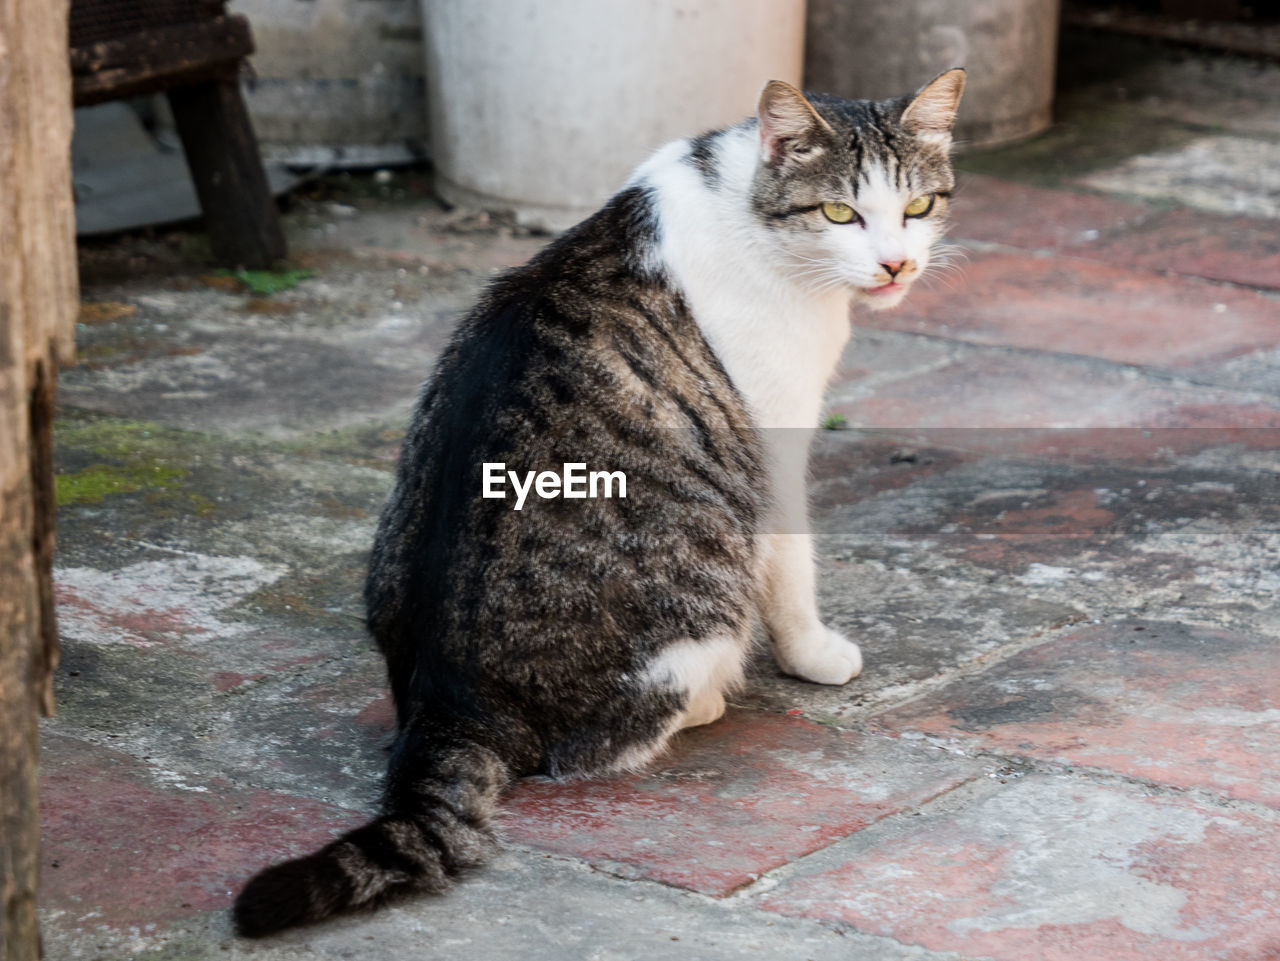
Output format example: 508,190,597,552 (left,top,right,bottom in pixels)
755,428,862,685
758,530,863,685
